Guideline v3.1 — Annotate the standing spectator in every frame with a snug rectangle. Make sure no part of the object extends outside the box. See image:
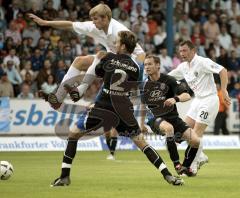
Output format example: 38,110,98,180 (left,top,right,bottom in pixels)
0,72,14,97
191,24,205,45
214,83,229,135
229,82,240,98
132,15,149,38
228,50,240,72
17,83,34,99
